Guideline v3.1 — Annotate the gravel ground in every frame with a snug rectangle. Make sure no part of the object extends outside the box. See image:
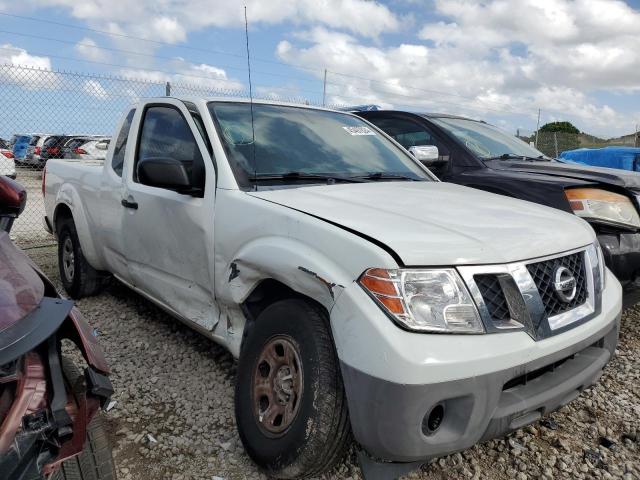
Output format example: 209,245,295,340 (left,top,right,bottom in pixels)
23,245,640,480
